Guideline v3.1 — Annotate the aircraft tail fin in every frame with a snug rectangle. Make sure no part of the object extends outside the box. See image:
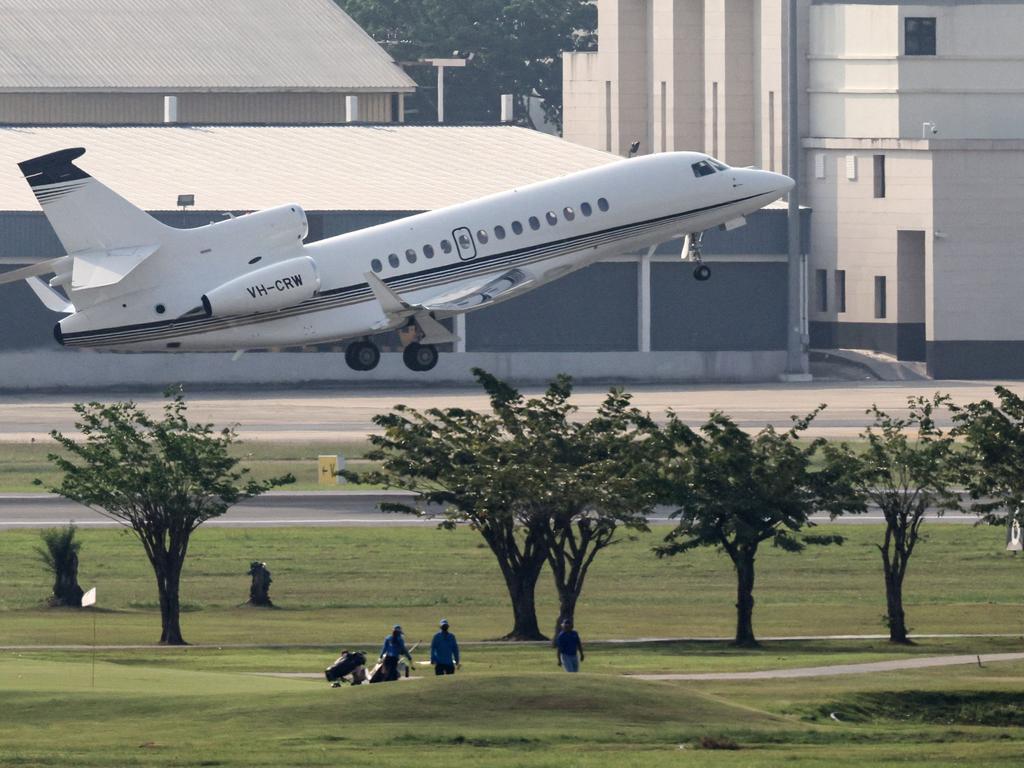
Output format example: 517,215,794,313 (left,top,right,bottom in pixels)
18,148,170,254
